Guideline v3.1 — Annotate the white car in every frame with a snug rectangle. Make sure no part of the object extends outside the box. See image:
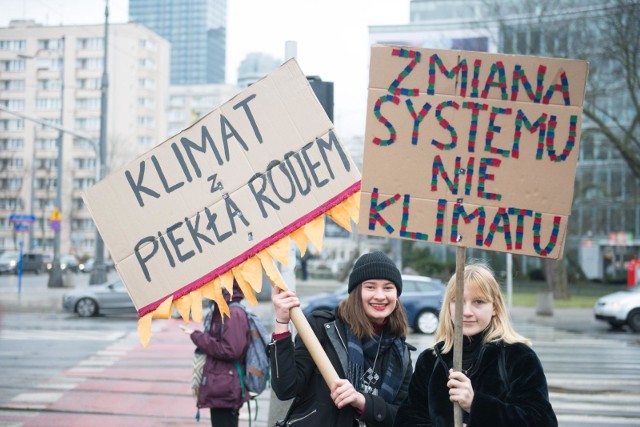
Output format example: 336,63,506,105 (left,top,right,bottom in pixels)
594,285,640,332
